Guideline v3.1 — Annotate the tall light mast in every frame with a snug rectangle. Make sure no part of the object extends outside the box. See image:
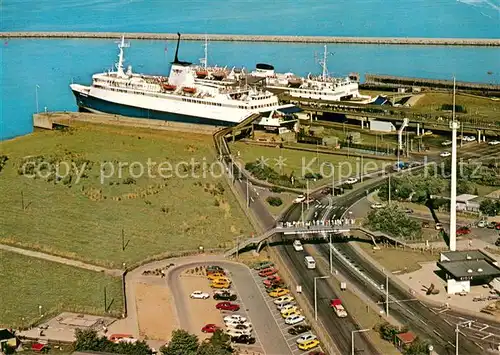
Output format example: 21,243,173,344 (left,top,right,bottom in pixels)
449,77,459,251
